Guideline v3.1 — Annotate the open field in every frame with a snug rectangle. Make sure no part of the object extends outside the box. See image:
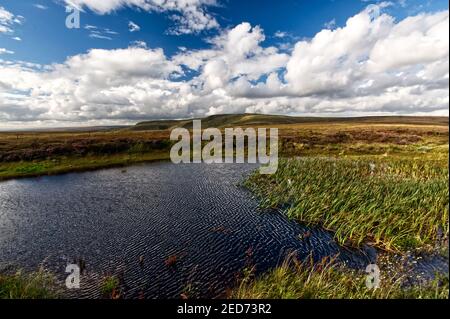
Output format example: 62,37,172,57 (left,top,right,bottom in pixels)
0,114,448,180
